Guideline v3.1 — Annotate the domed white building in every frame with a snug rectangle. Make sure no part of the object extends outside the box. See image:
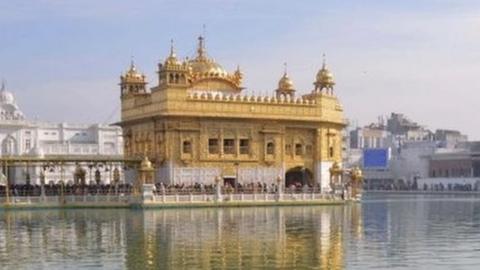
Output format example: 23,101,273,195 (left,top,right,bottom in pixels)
0,82,124,185
0,82,25,121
